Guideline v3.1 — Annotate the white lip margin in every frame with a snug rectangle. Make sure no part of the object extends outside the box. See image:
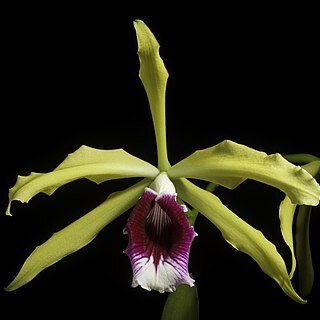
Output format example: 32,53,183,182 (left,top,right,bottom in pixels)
131,255,195,293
